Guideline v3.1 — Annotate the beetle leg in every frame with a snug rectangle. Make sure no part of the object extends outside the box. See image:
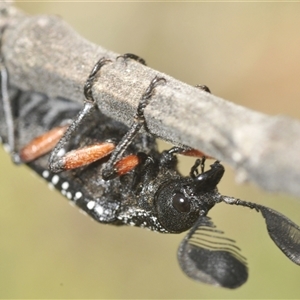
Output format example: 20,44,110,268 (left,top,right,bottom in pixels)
116,53,146,66
102,75,166,180
48,57,112,173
